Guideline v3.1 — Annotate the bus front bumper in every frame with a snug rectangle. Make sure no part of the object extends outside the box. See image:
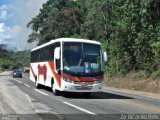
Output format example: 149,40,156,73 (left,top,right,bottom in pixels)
61,81,103,92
